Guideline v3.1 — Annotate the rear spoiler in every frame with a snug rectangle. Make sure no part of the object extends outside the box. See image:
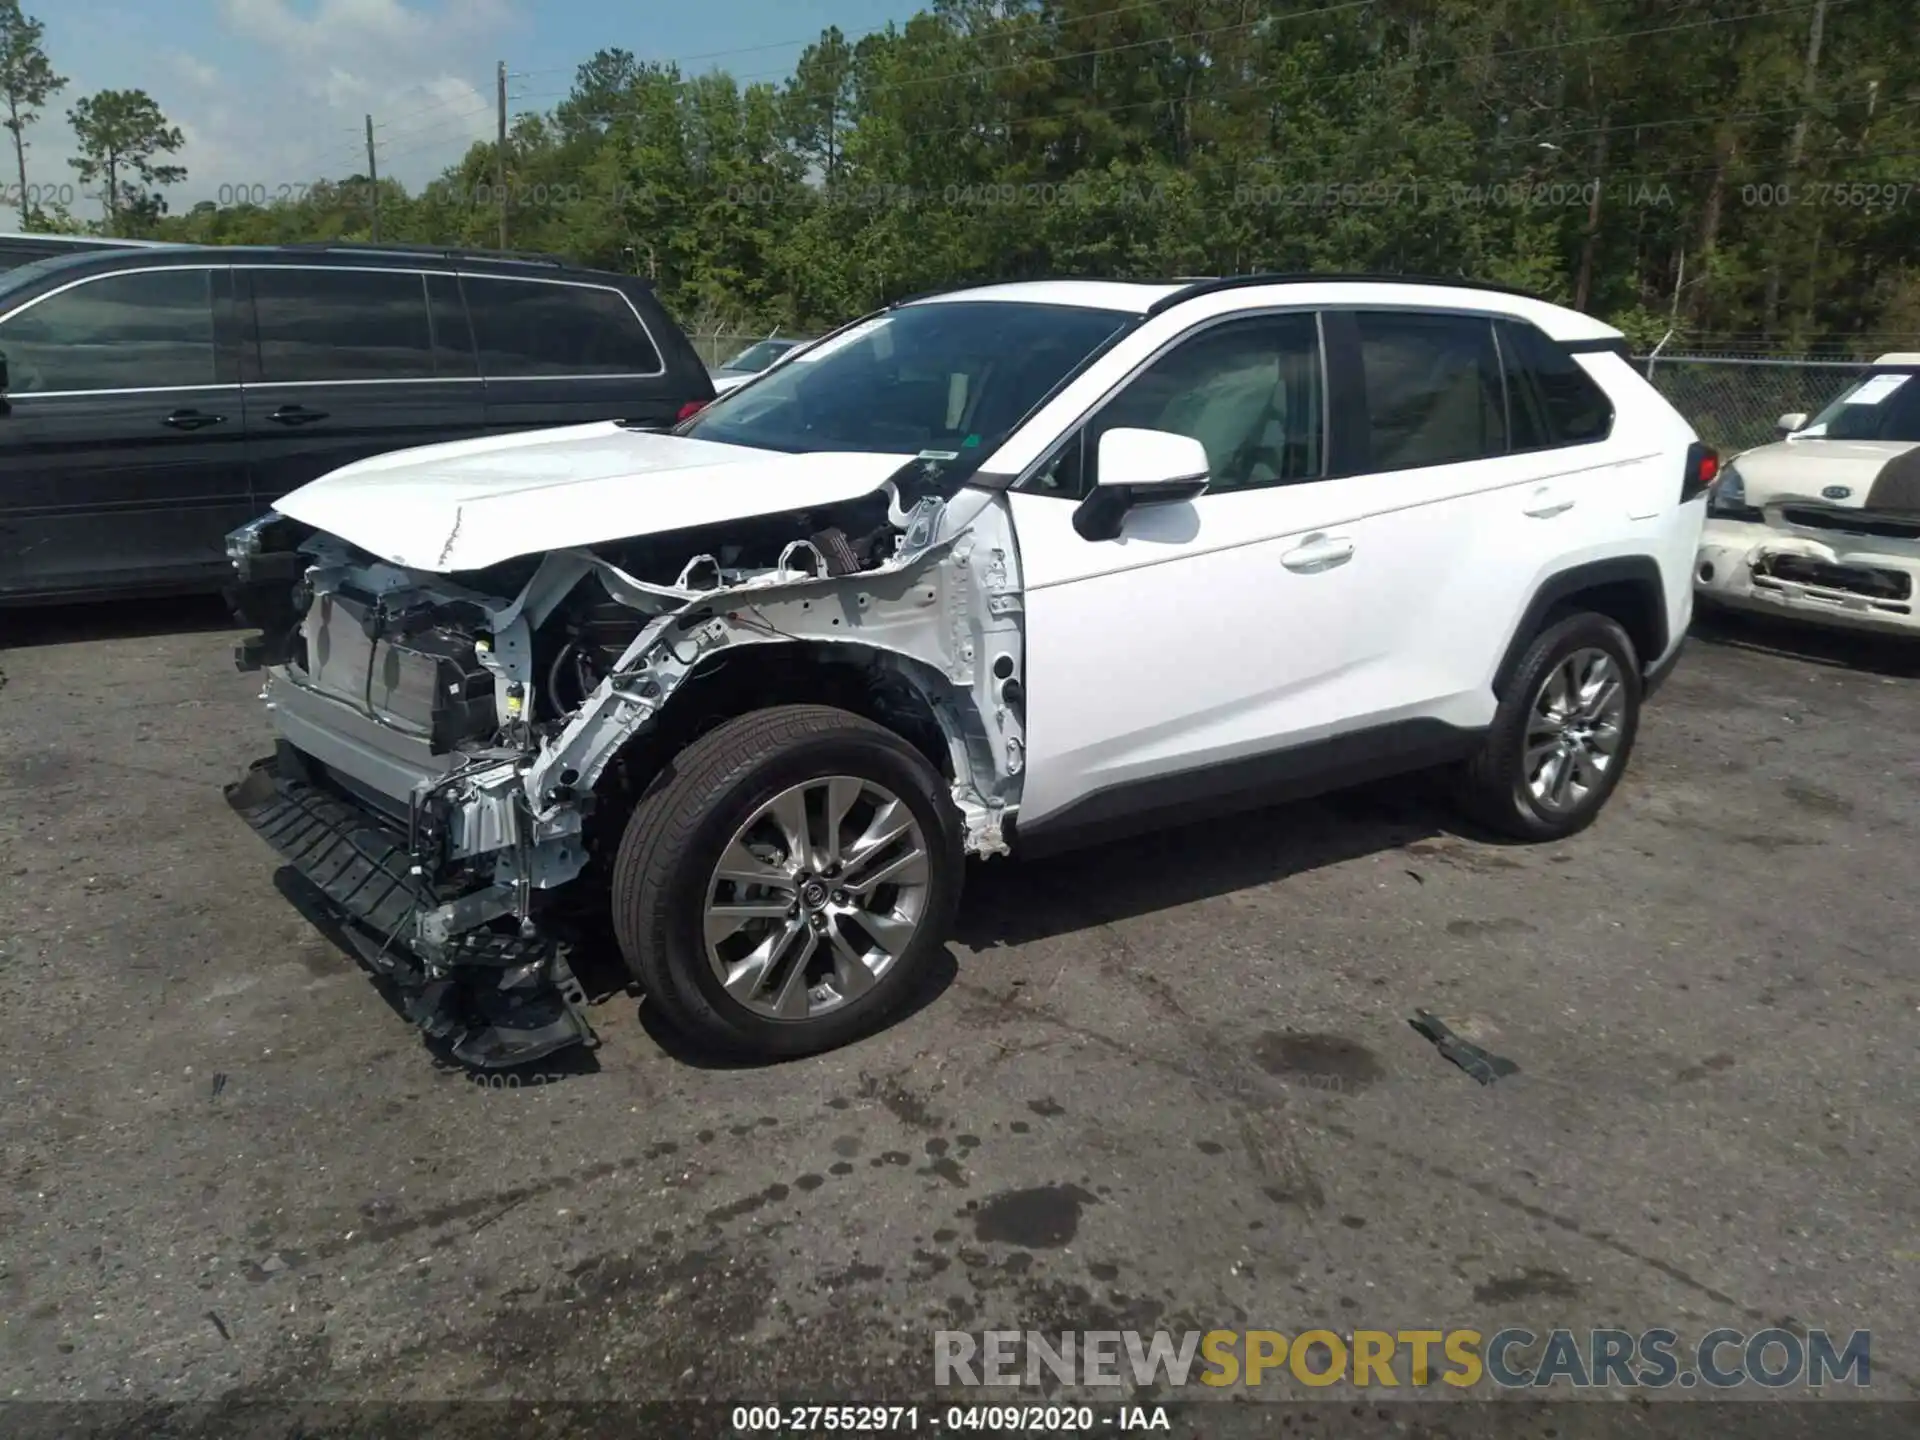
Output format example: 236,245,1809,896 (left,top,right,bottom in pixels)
1563,336,1633,360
